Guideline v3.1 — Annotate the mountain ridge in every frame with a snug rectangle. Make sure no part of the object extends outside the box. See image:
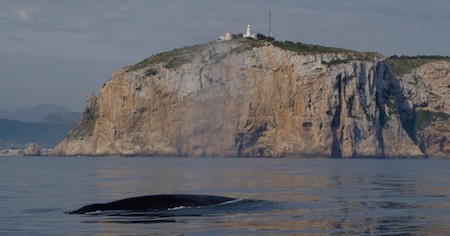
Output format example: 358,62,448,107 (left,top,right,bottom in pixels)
0,104,72,123
0,111,80,150
0,118,72,148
